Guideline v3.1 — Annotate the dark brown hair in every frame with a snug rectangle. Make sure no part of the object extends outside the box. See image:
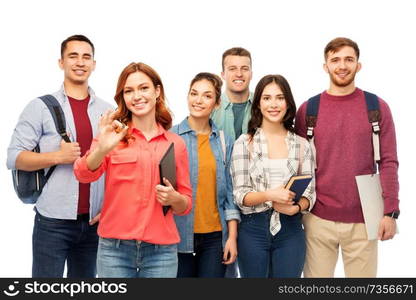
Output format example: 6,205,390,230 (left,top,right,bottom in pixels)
247,75,297,138
189,72,222,104
222,47,252,70
114,62,172,143
61,35,95,58
324,37,360,60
